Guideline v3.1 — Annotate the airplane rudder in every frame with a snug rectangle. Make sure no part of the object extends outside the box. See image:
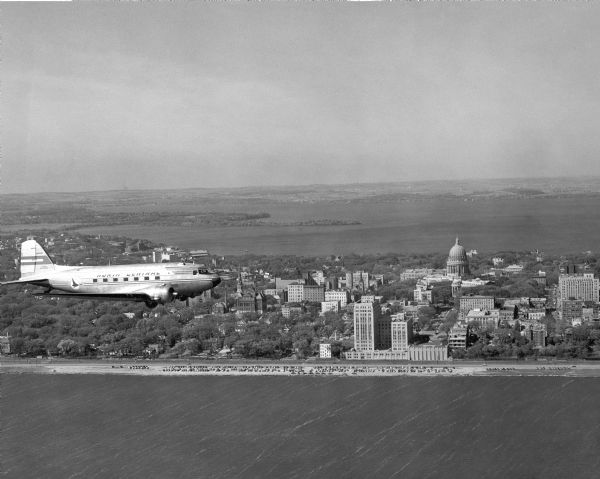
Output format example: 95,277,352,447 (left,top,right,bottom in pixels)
20,239,55,277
